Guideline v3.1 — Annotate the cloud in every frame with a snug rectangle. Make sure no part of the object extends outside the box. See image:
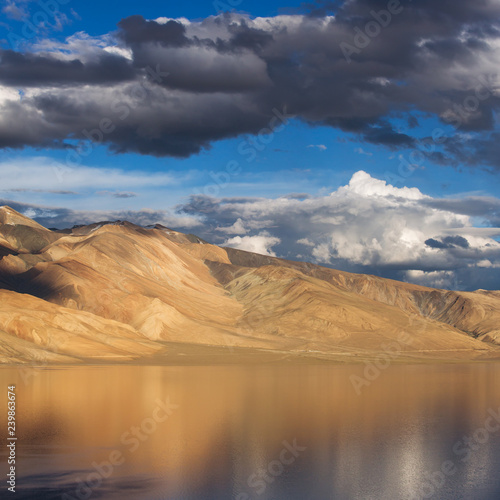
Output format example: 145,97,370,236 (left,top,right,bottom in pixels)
2,1,28,20
354,147,373,156
117,16,190,47
281,193,312,200
3,168,499,290
97,191,138,199
113,192,137,199
421,197,500,227
223,232,281,257
405,270,458,290
297,238,315,247
361,123,415,148
476,259,500,269
2,0,74,32
307,144,327,151
0,2,499,161
177,170,500,290
0,188,77,195
0,199,201,230
0,157,176,191
425,235,470,249
0,50,136,86
216,217,247,235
